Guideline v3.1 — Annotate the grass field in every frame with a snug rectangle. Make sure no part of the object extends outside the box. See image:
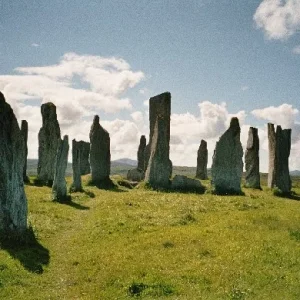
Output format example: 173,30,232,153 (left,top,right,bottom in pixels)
1,175,300,299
